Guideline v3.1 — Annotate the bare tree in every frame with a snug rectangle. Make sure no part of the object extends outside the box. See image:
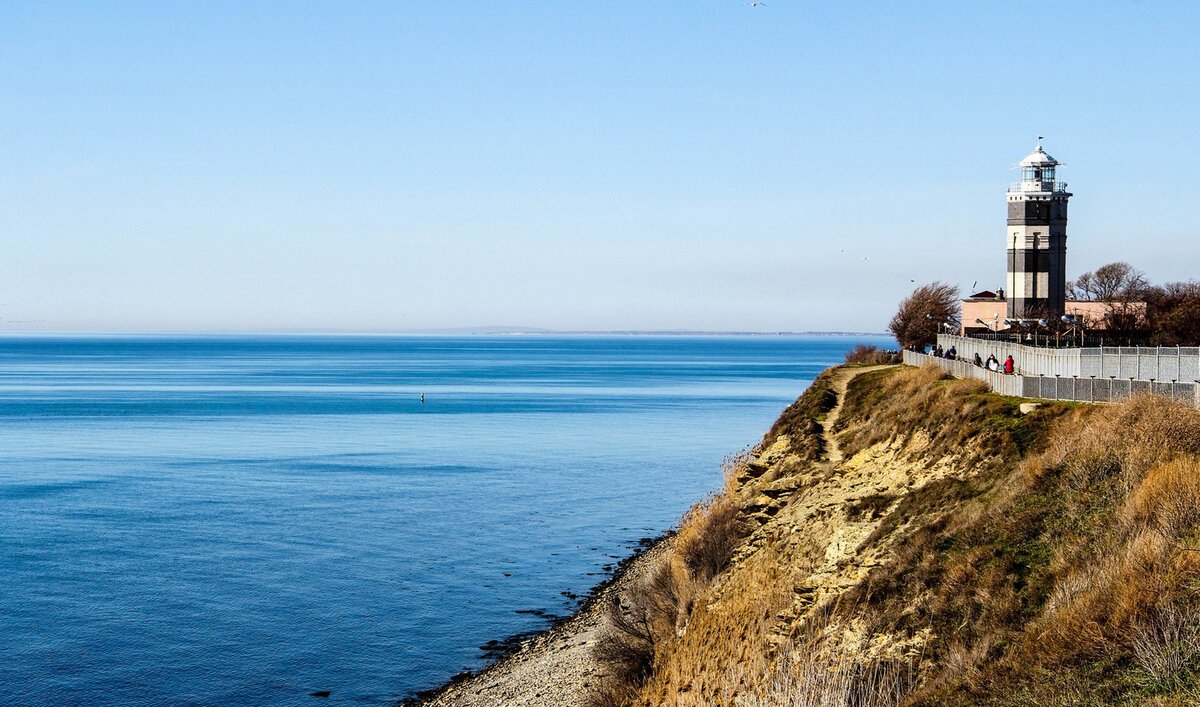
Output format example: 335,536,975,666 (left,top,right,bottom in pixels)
889,282,959,350
1069,262,1148,301
1069,262,1150,334
1147,281,1200,345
